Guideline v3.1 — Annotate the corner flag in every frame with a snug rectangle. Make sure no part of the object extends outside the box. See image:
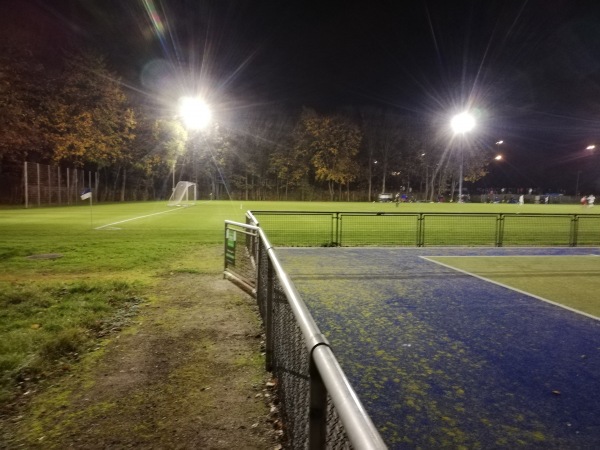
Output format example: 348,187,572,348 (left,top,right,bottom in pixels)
80,188,92,200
